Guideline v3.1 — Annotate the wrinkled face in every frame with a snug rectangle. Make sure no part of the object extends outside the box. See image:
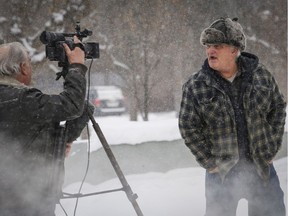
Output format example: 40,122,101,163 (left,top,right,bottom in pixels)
205,43,238,74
